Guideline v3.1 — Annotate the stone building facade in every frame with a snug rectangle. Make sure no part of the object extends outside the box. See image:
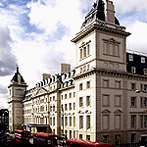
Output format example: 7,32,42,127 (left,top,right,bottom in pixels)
8,0,147,144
